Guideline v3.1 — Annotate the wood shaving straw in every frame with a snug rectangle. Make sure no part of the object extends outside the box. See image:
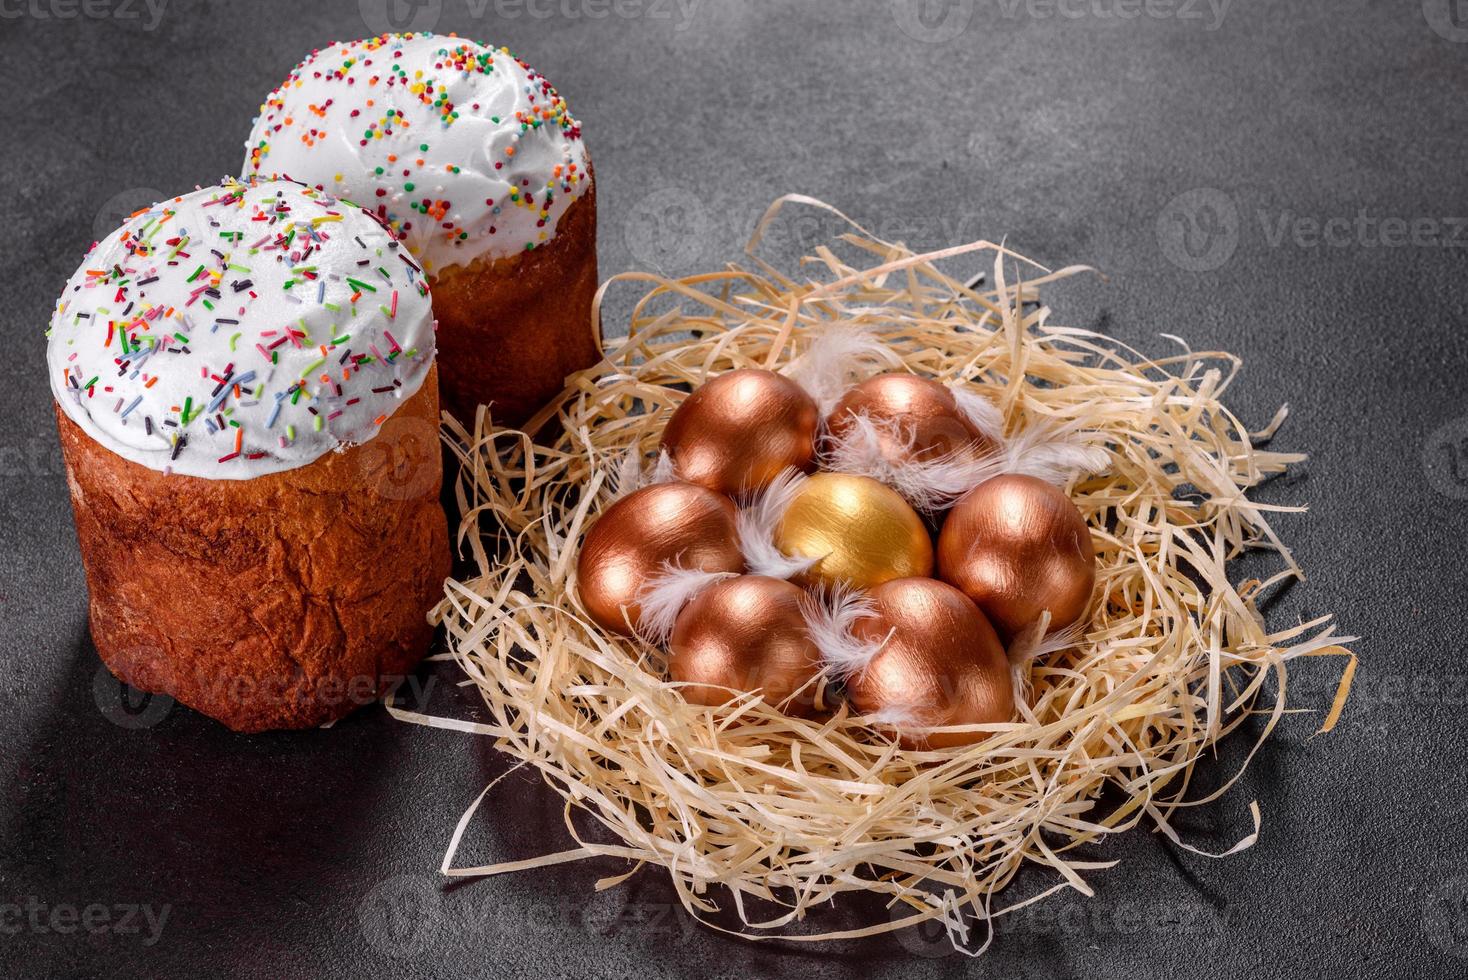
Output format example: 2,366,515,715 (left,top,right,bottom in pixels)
392,195,1358,953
